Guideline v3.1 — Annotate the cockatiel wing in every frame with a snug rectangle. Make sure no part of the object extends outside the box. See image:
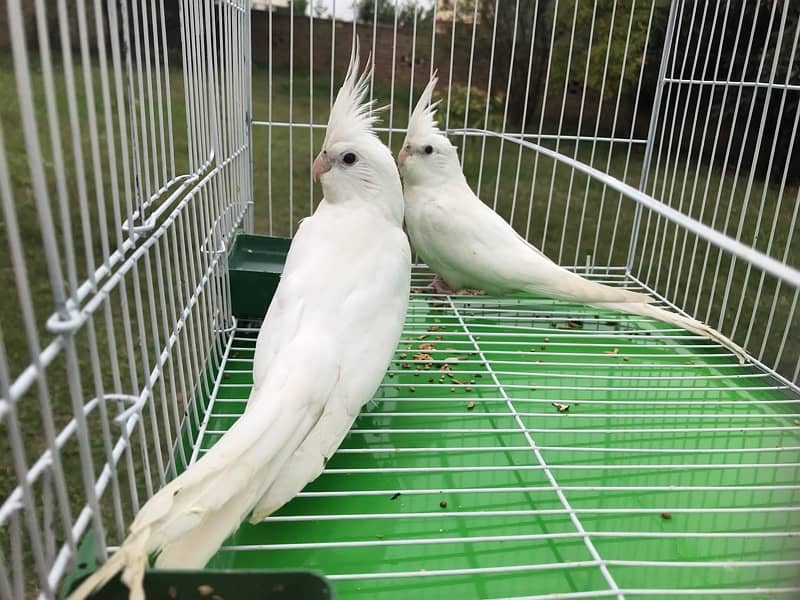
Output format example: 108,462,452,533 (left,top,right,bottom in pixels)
410,181,647,304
